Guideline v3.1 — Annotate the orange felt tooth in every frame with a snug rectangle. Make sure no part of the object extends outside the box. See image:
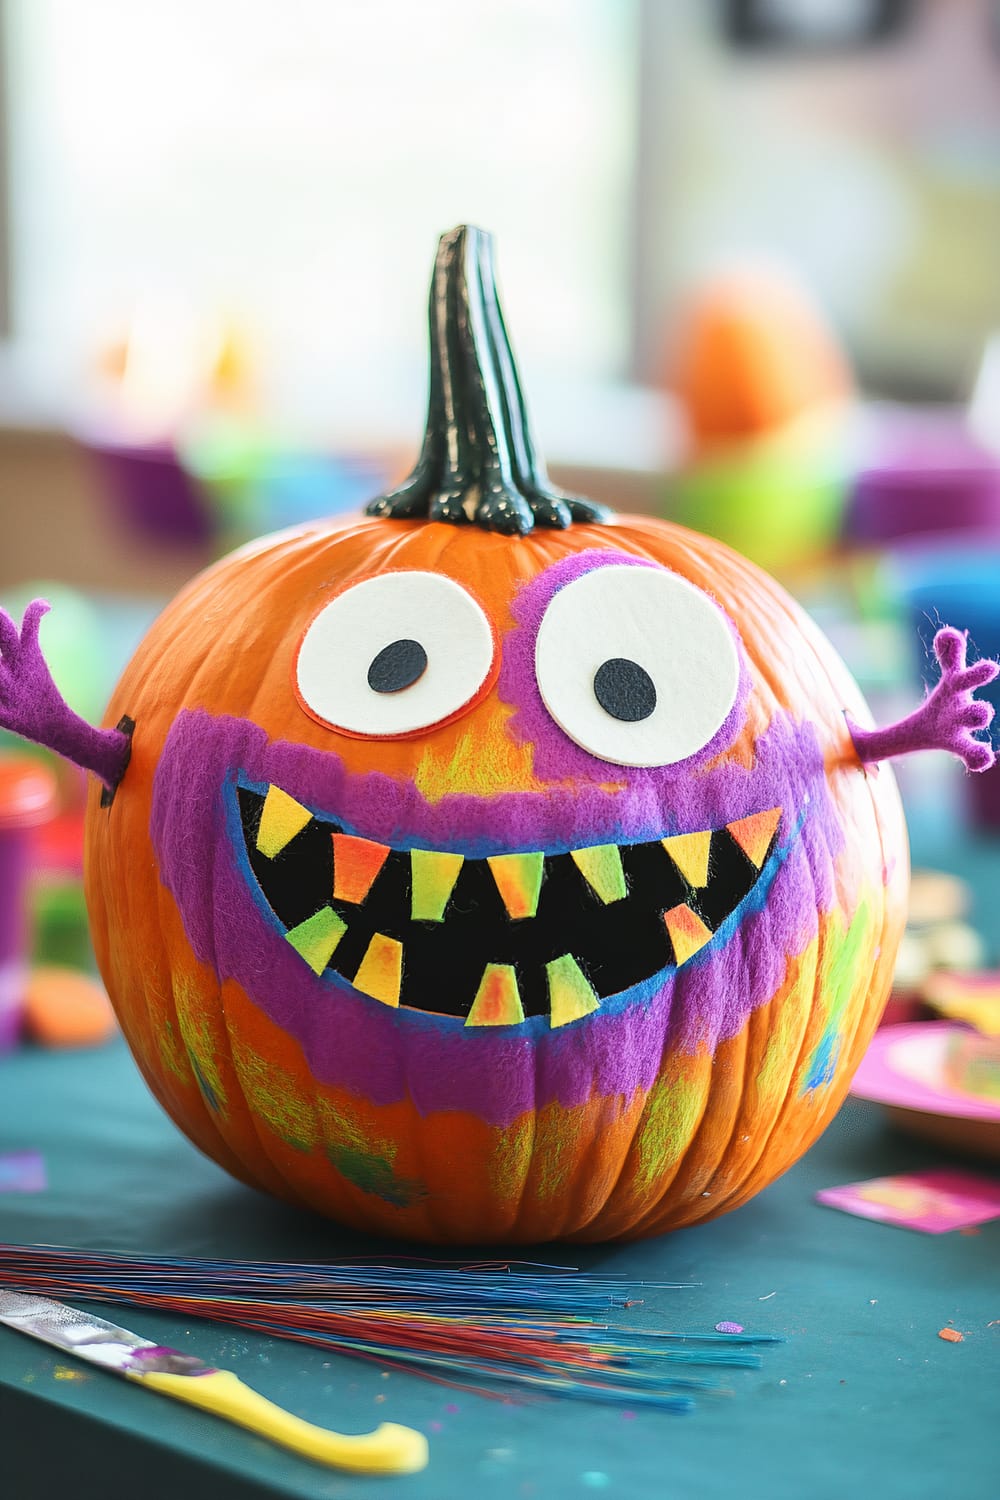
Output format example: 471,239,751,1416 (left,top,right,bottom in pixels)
661,829,712,888
332,833,391,904
465,964,525,1027
352,933,403,1007
726,807,781,869
487,852,544,919
663,903,714,966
